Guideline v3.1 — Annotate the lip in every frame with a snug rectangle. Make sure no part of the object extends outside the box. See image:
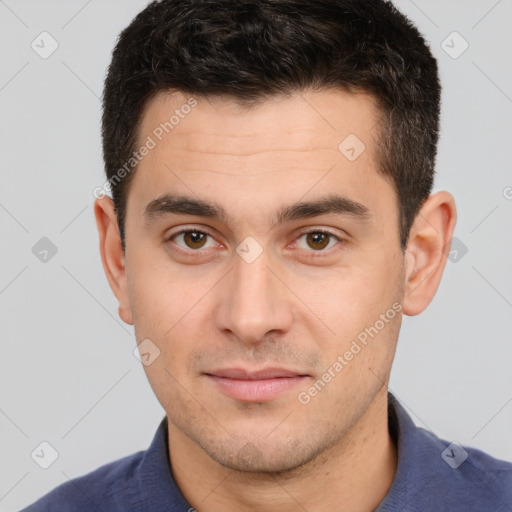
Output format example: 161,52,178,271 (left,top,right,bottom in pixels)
205,367,309,402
